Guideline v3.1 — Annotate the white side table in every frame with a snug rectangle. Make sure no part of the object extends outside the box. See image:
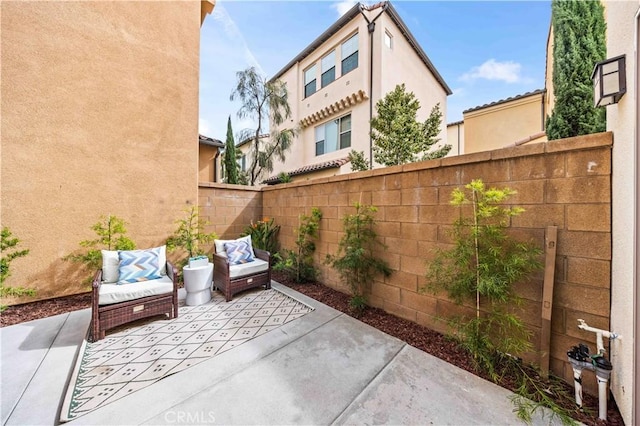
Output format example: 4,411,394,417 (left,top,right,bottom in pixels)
183,262,214,306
